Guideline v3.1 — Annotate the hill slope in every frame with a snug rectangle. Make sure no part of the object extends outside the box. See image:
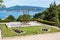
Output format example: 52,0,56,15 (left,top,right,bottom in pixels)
0,5,46,12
